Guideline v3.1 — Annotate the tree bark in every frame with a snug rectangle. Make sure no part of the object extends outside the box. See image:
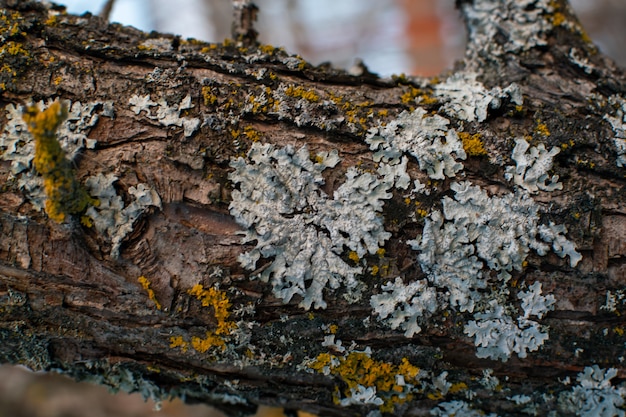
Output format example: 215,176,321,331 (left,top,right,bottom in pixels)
0,1,625,416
